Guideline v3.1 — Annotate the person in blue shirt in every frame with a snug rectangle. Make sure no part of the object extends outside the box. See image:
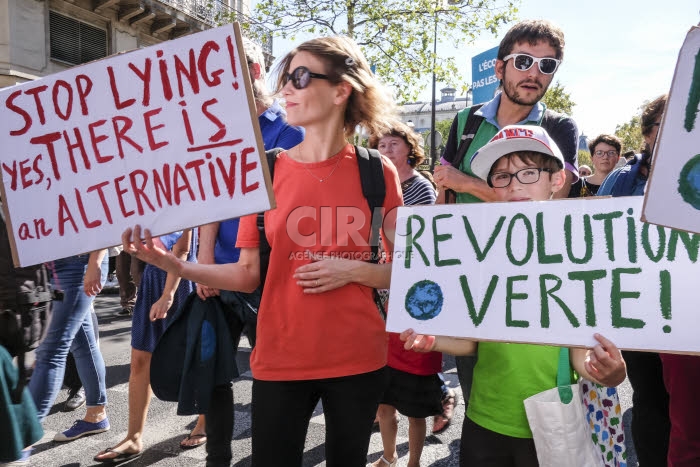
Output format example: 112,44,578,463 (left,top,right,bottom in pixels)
598,95,666,198
179,38,304,466
597,94,670,467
